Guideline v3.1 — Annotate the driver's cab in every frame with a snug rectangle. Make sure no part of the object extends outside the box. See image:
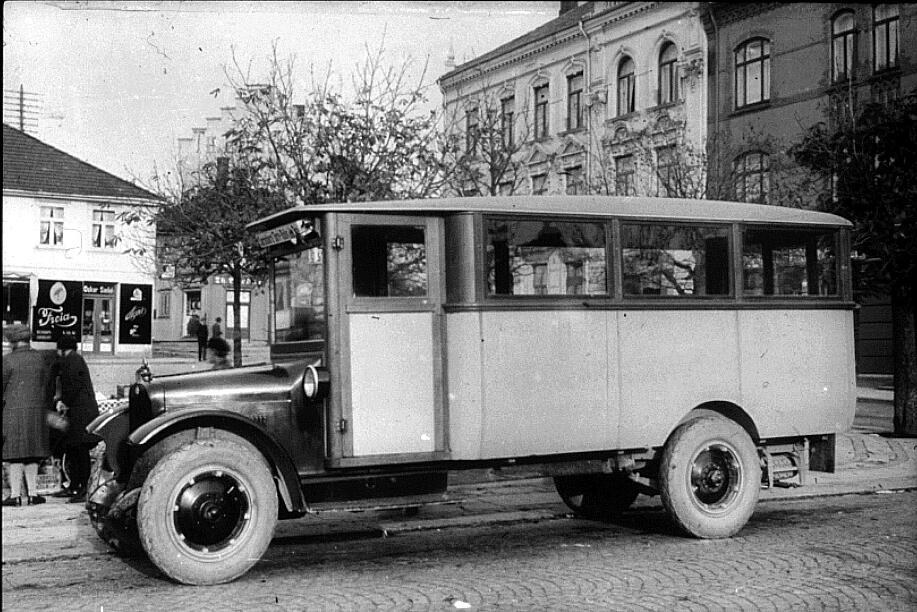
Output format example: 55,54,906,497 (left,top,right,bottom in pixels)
254,207,448,469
